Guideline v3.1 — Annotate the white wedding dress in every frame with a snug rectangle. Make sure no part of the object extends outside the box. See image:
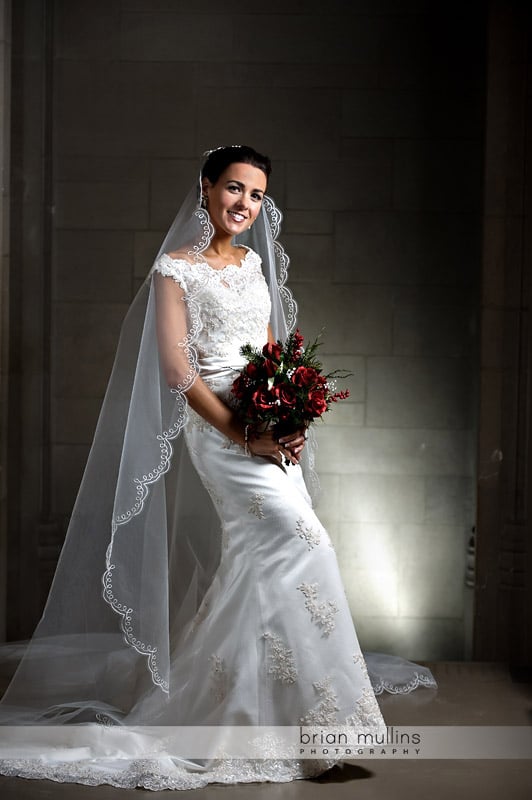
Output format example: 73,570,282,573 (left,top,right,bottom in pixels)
0,246,435,791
